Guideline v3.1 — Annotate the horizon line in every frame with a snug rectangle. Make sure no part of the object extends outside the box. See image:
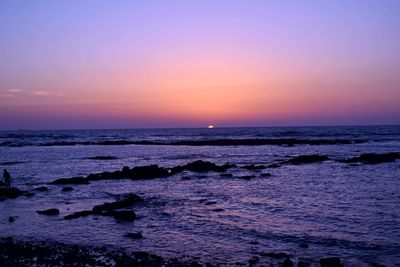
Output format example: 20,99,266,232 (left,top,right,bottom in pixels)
1,123,399,132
